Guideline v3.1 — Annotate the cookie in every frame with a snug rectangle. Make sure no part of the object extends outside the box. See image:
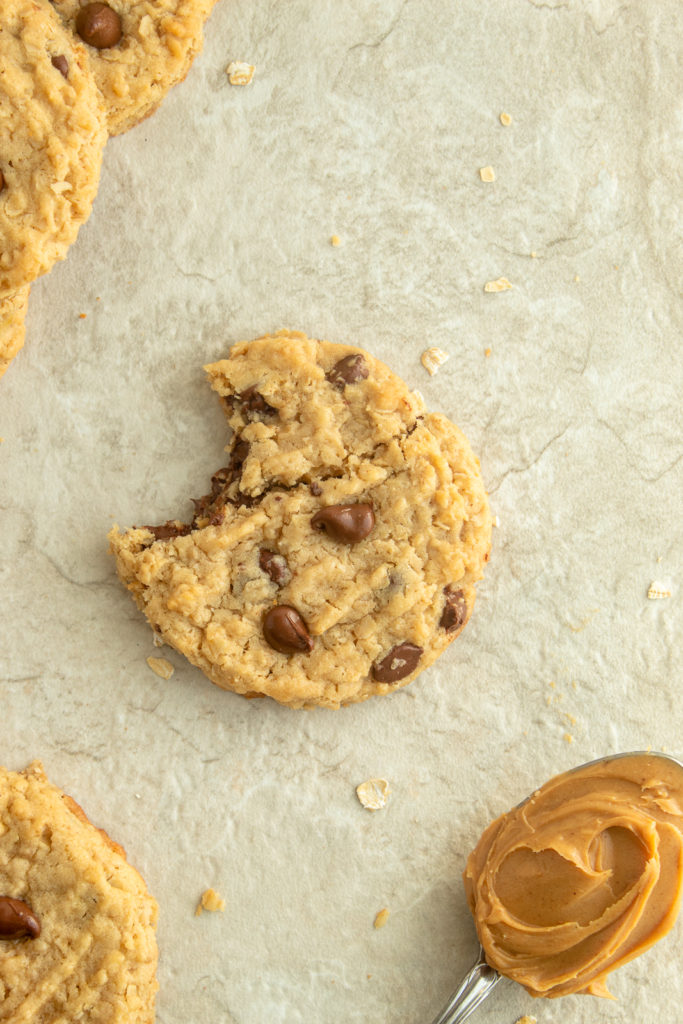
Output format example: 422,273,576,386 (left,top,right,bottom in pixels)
0,286,30,379
50,0,220,135
109,330,492,709
0,0,107,299
0,761,158,1023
